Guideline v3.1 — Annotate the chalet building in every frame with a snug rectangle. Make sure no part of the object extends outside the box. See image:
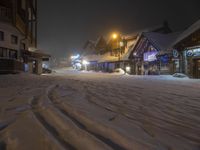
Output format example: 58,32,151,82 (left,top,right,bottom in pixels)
83,36,107,55
102,22,173,73
129,32,180,75
0,0,50,74
172,19,200,78
82,34,138,72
